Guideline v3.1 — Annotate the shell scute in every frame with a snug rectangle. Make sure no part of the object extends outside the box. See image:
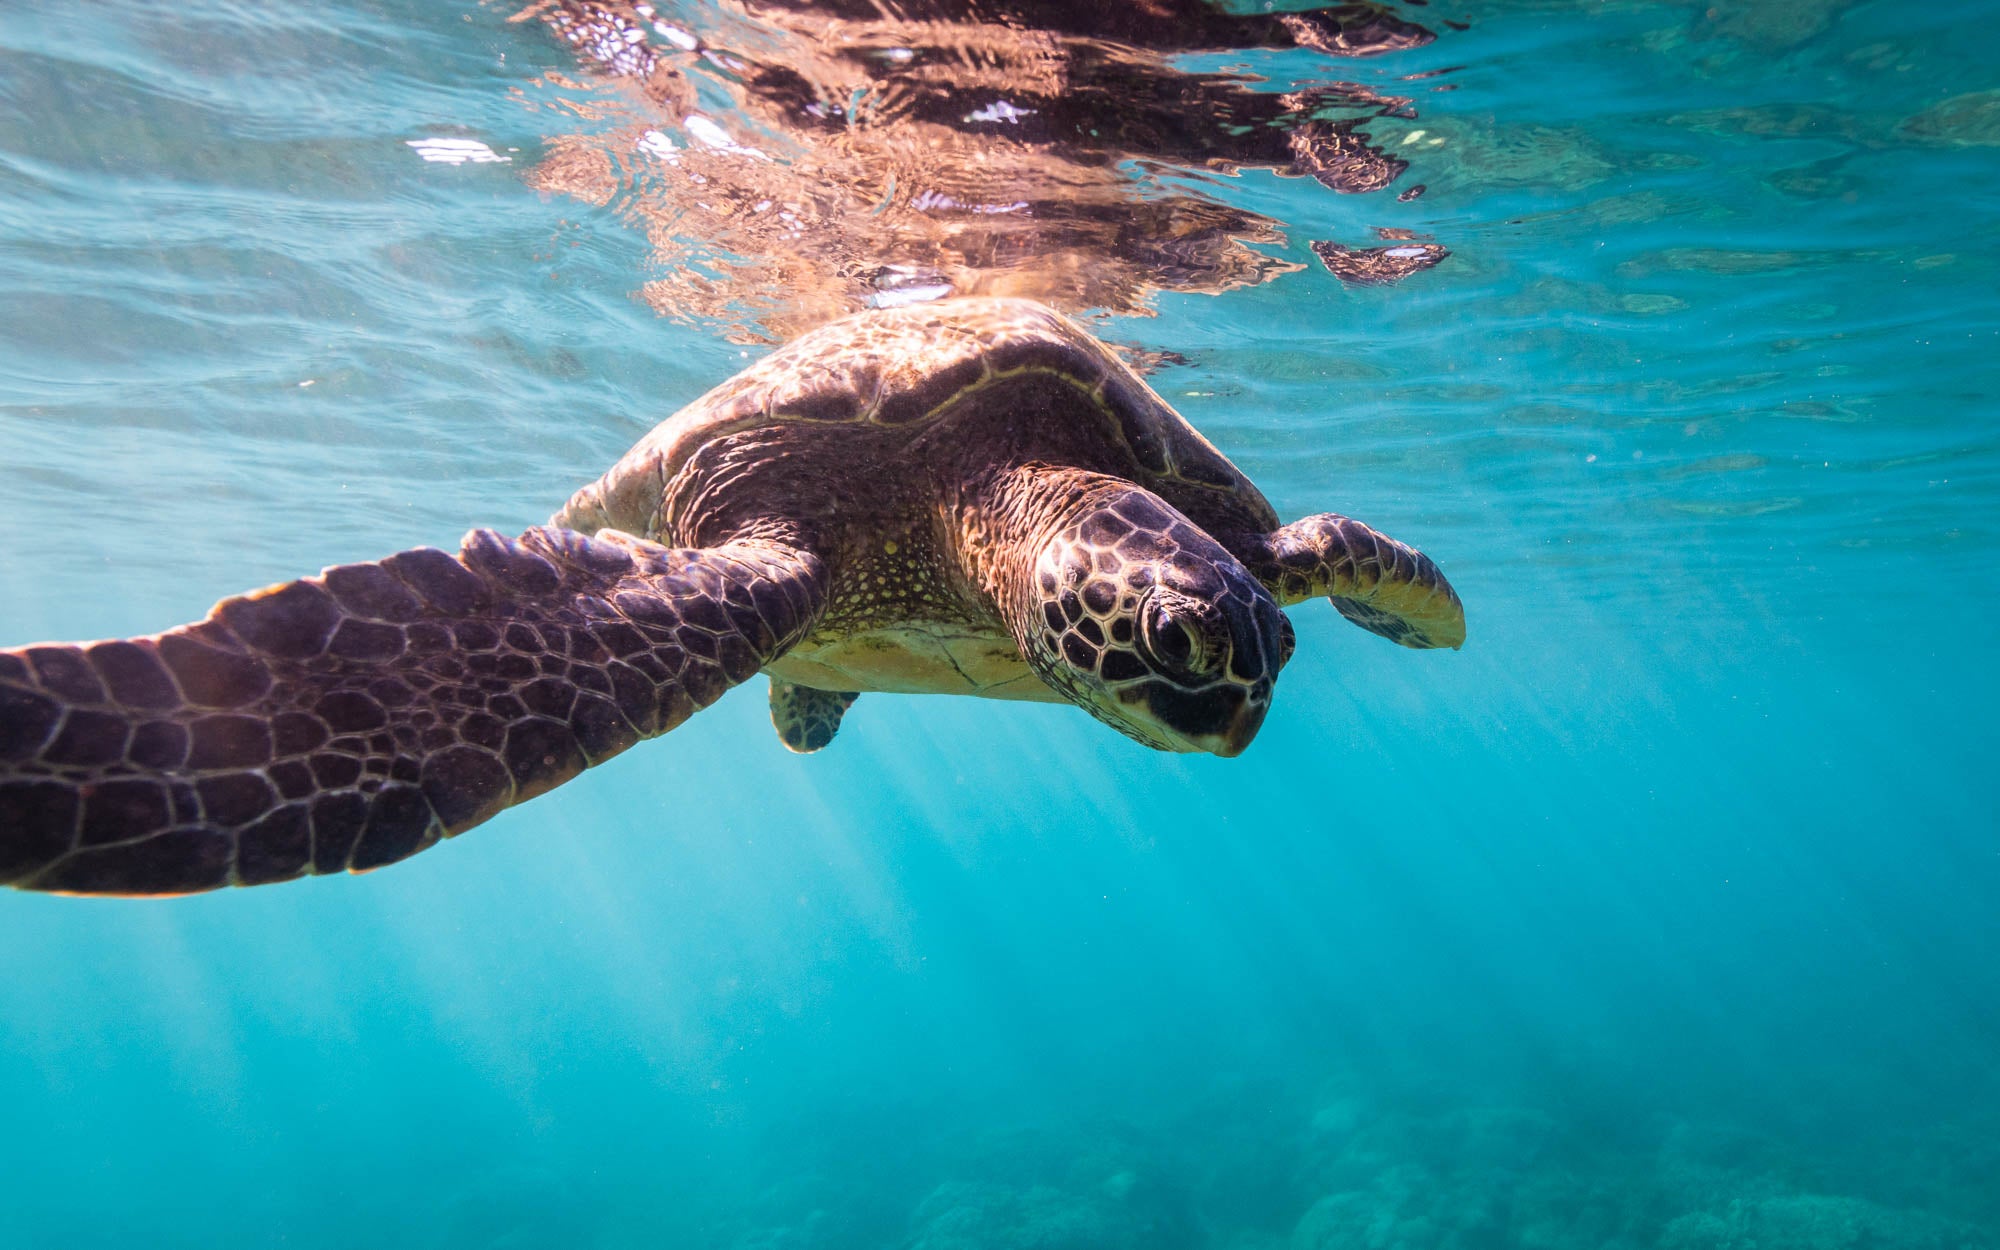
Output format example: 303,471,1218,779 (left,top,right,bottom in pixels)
1096,370,1173,474
766,349,882,423
555,298,1276,539
984,332,1107,392
884,354,992,426
773,385,863,424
